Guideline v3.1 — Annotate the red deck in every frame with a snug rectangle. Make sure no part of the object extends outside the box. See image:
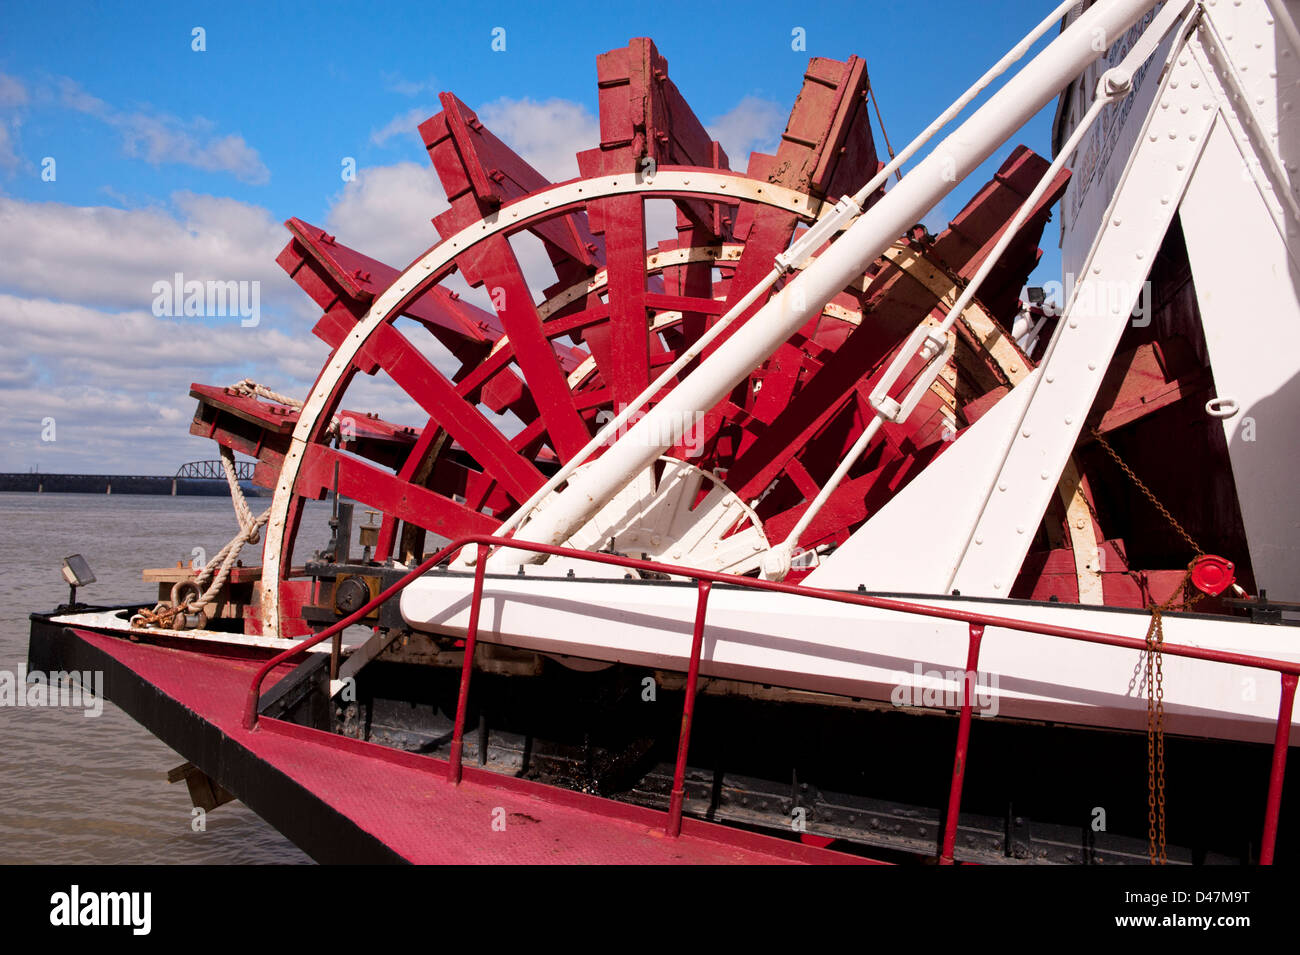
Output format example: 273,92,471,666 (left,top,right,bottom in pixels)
71,628,876,865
